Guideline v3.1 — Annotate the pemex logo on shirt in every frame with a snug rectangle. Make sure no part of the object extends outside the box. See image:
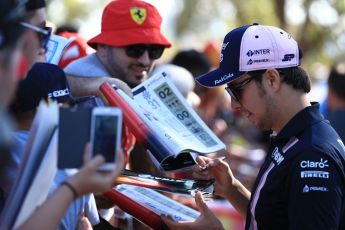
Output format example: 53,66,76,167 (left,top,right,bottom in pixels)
130,8,147,25
302,184,328,193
